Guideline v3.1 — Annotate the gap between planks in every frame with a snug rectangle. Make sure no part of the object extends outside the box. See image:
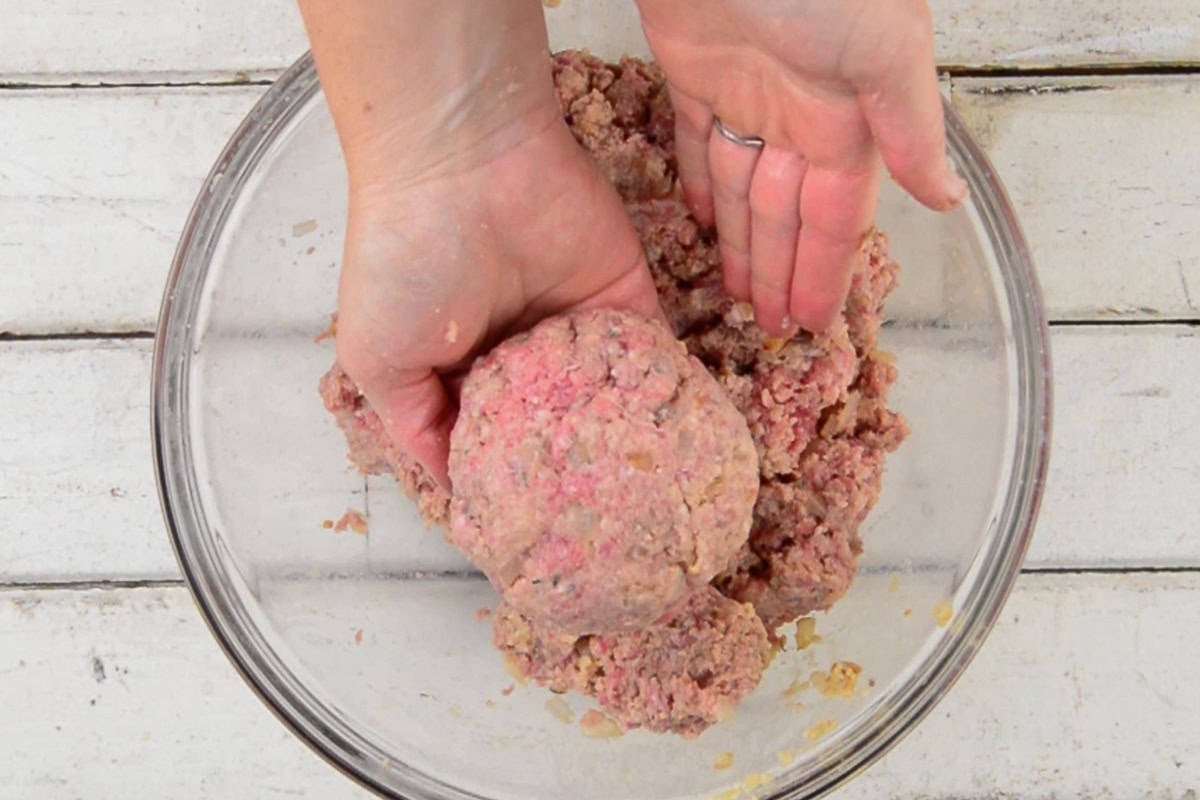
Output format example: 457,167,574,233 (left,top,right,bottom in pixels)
0,579,185,593
0,330,156,341
4,565,1200,595
4,324,1199,578
0,77,276,91
4,319,1196,344
0,64,1198,92
2,72,1197,333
